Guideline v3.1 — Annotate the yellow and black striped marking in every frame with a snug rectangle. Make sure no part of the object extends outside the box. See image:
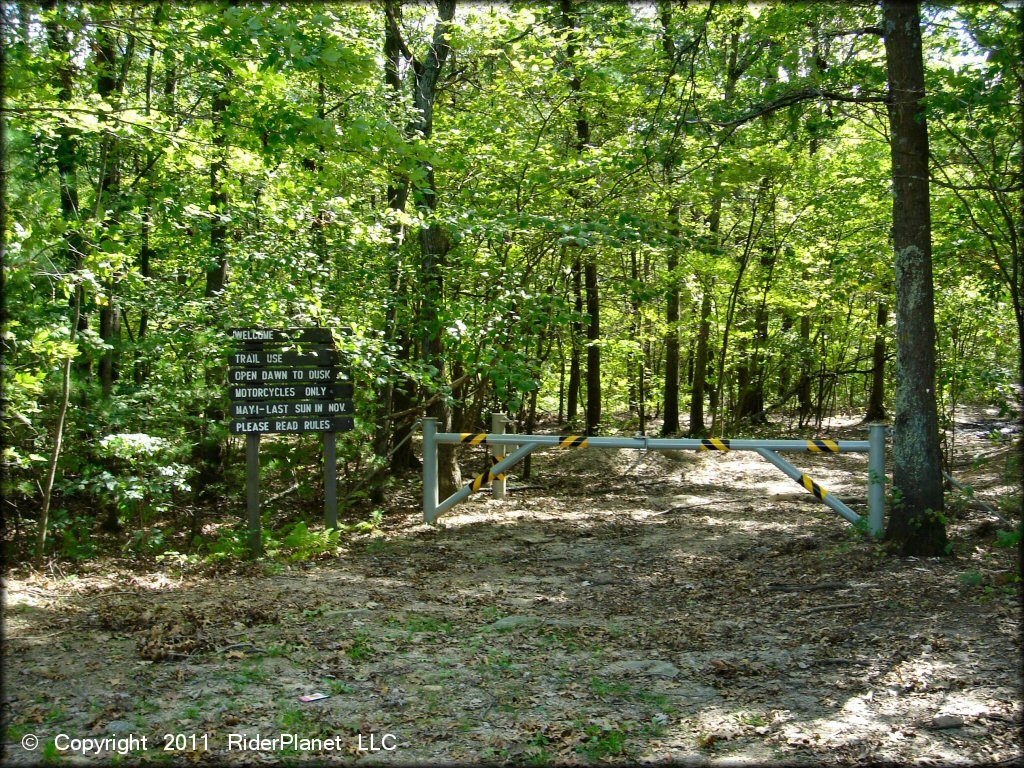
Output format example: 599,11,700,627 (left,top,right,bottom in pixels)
559,435,589,448
699,438,731,452
807,438,840,453
799,473,829,500
459,433,489,446
490,455,507,481
468,469,495,493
